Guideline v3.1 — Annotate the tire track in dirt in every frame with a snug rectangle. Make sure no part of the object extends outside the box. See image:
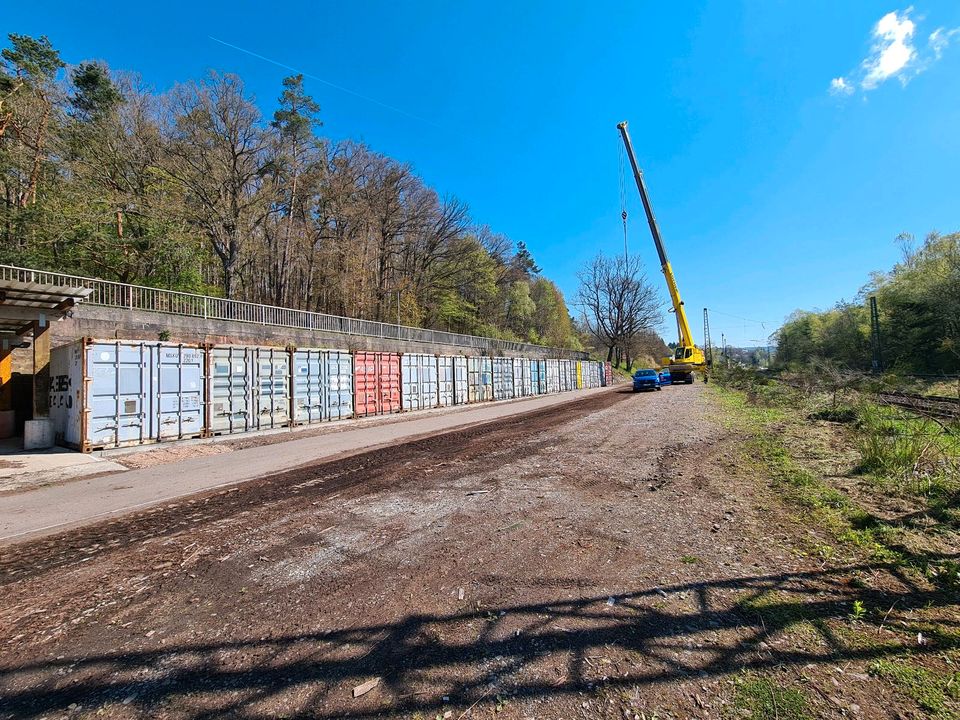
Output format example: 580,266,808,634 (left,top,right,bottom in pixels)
0,390,630,587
